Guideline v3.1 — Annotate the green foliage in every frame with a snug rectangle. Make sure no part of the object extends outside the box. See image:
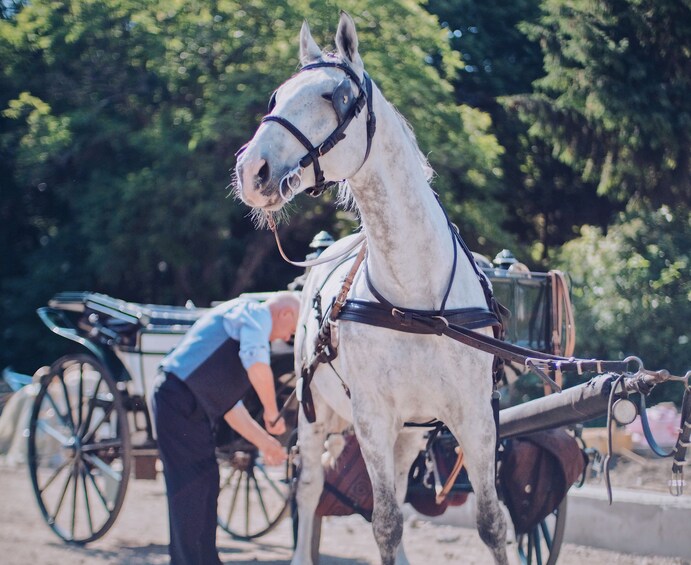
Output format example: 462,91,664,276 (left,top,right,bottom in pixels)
426,0,618,263
0,0,503,372
558,203,690,401
427,0,544,107
514,0,691,205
